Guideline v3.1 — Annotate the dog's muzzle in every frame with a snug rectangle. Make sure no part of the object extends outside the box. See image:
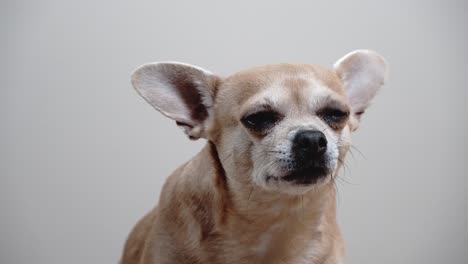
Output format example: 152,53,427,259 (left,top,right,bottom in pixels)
283,130,330,184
